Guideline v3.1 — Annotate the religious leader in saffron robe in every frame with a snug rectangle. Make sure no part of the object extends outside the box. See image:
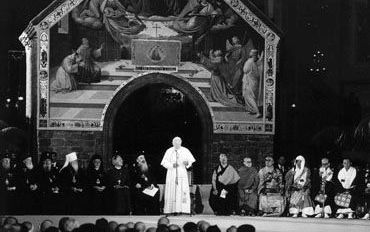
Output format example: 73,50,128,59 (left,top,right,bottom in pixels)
161,137,195,214
209,153,240,215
